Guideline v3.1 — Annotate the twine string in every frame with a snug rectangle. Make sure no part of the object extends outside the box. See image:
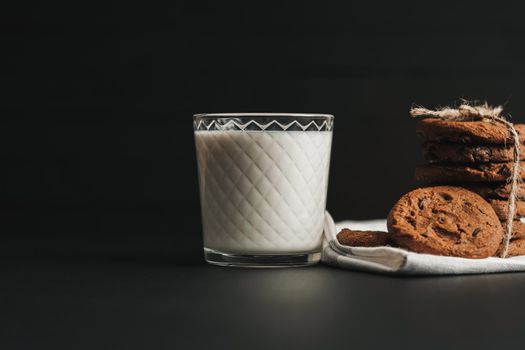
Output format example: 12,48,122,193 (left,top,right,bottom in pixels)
410,103,520,258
